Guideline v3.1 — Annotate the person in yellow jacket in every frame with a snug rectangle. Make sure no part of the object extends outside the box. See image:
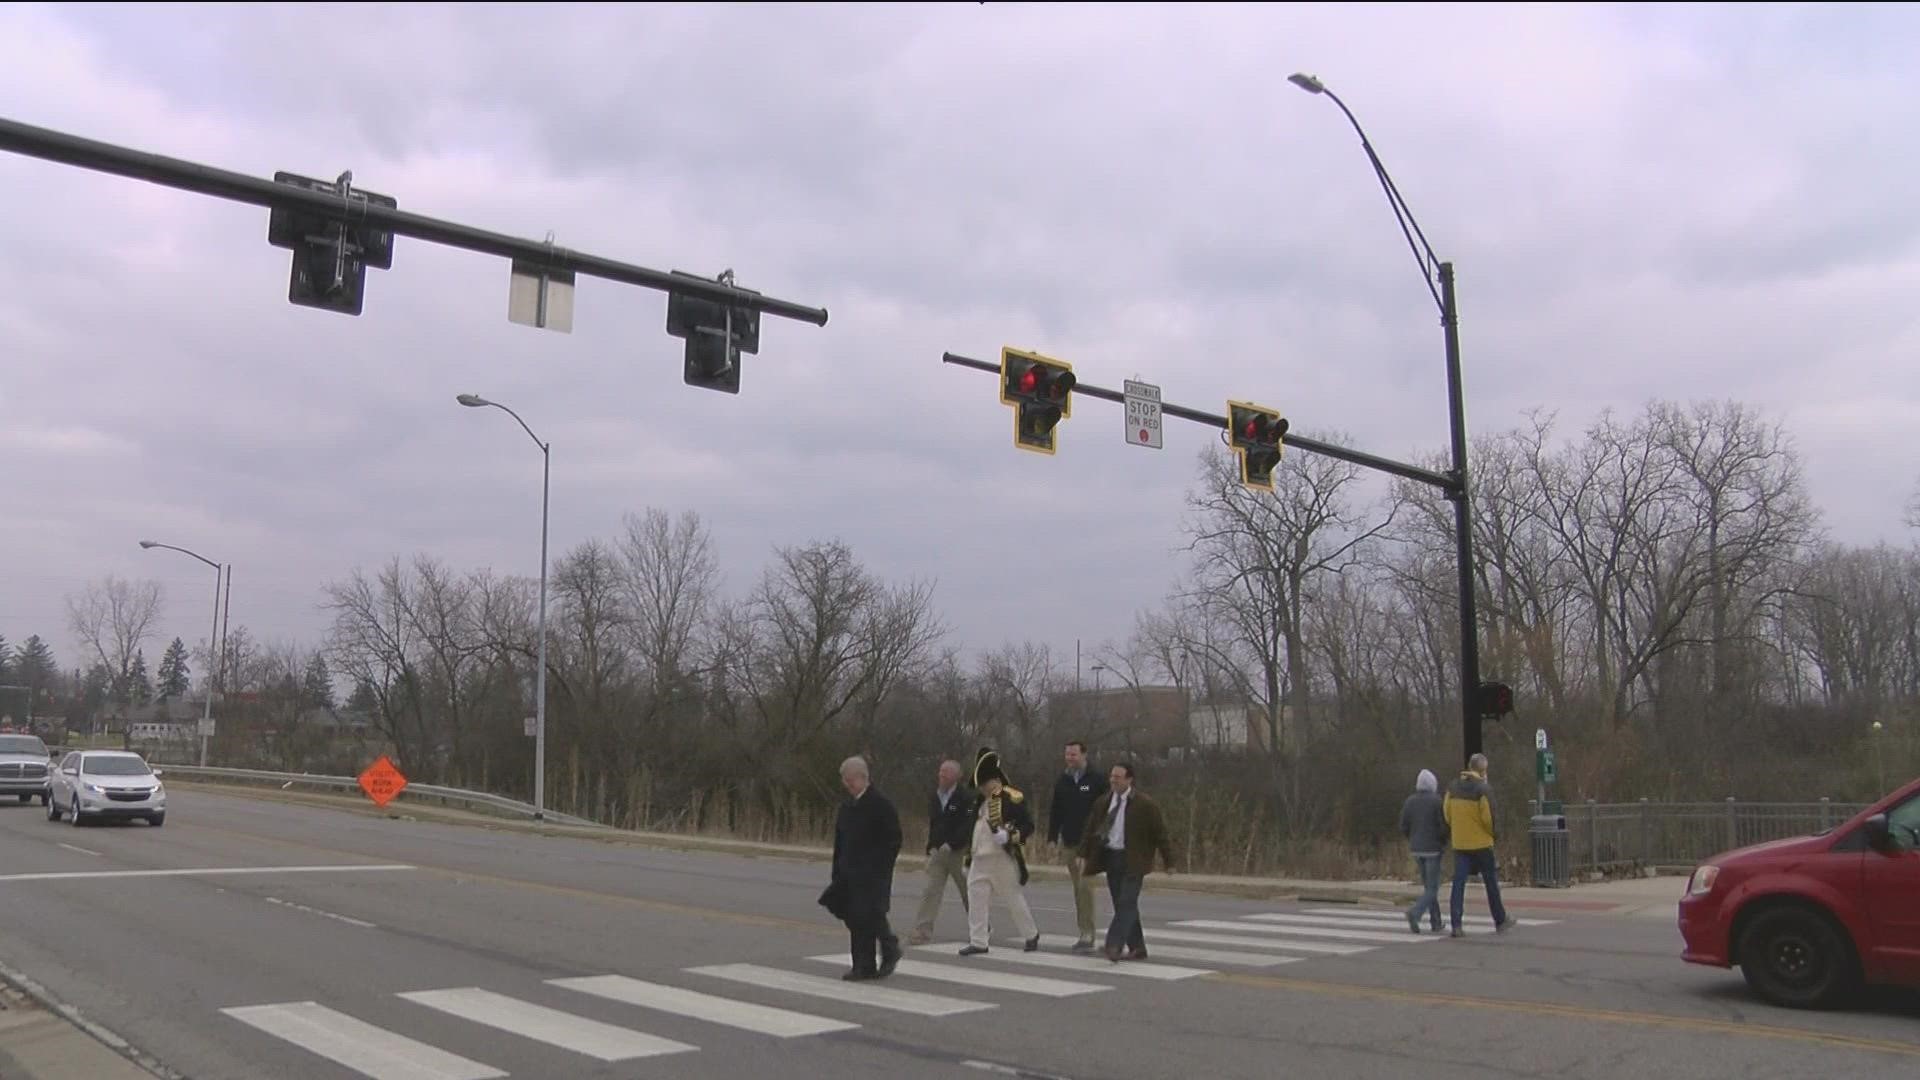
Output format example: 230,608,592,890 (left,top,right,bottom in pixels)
1443,753,1516,938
